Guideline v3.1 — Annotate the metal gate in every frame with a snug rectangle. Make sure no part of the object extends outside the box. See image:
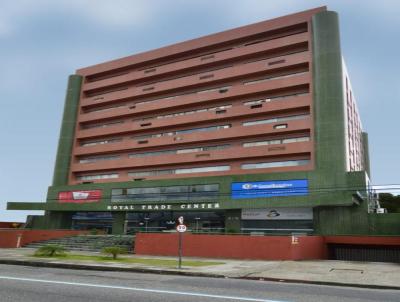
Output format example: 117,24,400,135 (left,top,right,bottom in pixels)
328,244,400,263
